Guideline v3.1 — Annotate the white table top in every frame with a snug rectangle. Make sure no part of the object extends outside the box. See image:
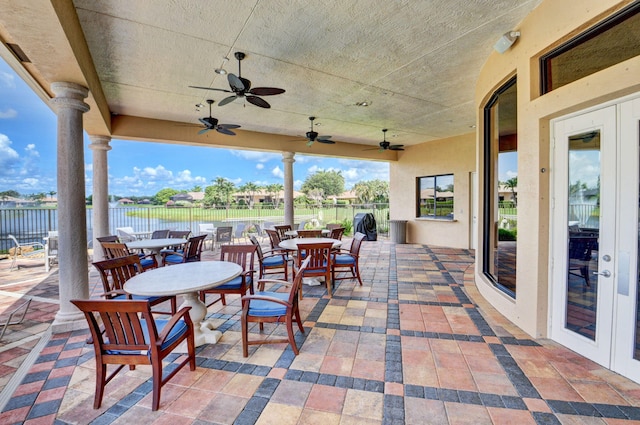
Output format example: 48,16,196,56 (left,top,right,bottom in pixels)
279,237,341,251
124,261,242,297
284,229,330,237
125,238,187,250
